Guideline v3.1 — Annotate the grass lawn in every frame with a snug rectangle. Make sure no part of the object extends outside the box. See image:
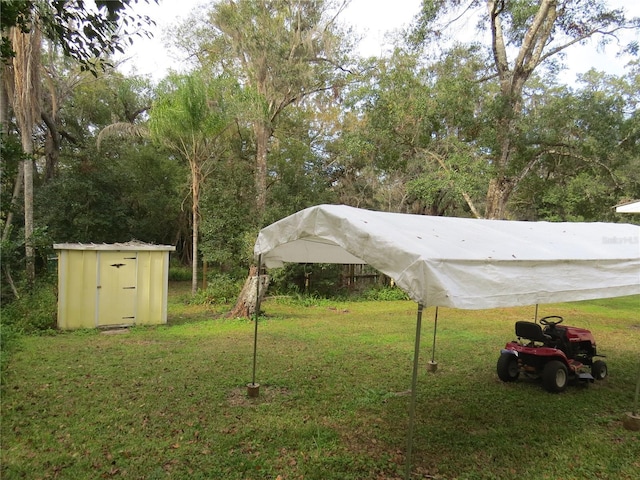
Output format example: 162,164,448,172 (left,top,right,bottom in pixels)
1,286,639,479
